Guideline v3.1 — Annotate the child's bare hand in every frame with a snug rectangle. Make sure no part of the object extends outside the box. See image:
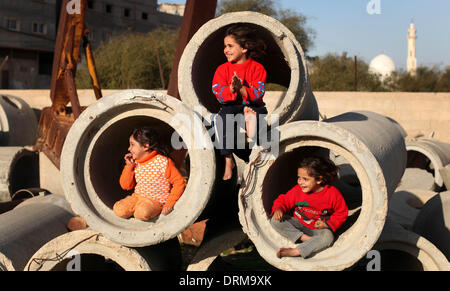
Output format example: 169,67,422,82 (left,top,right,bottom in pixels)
161,206,173,215
315,220,328,229
230,72,242,93
273,209,284,221
124,153,135,166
